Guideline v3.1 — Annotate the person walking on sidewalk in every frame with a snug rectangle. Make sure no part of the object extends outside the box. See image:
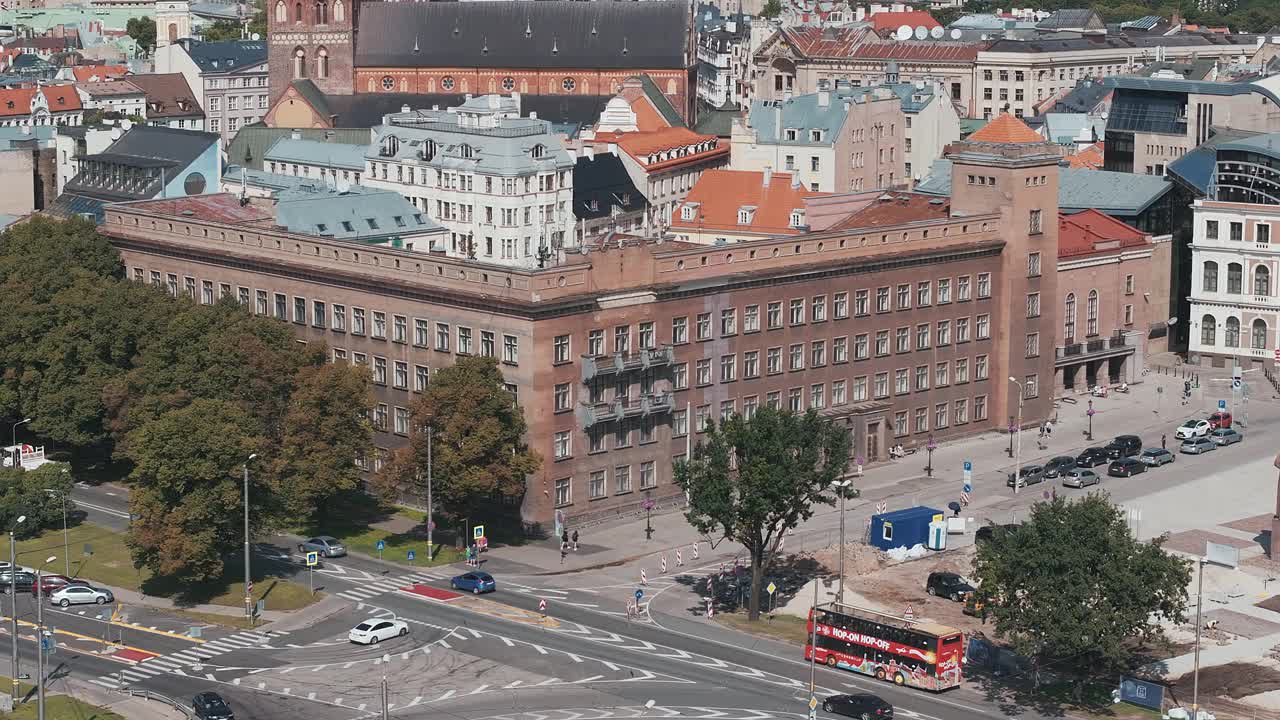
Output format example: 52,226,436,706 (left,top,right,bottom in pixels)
571,530,579,551
1161,433,1167,450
